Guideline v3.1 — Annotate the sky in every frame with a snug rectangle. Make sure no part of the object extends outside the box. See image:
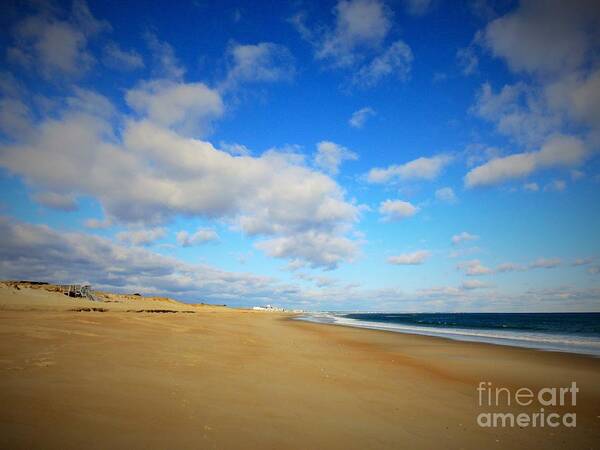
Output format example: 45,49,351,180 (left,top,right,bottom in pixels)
0,0,599,311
